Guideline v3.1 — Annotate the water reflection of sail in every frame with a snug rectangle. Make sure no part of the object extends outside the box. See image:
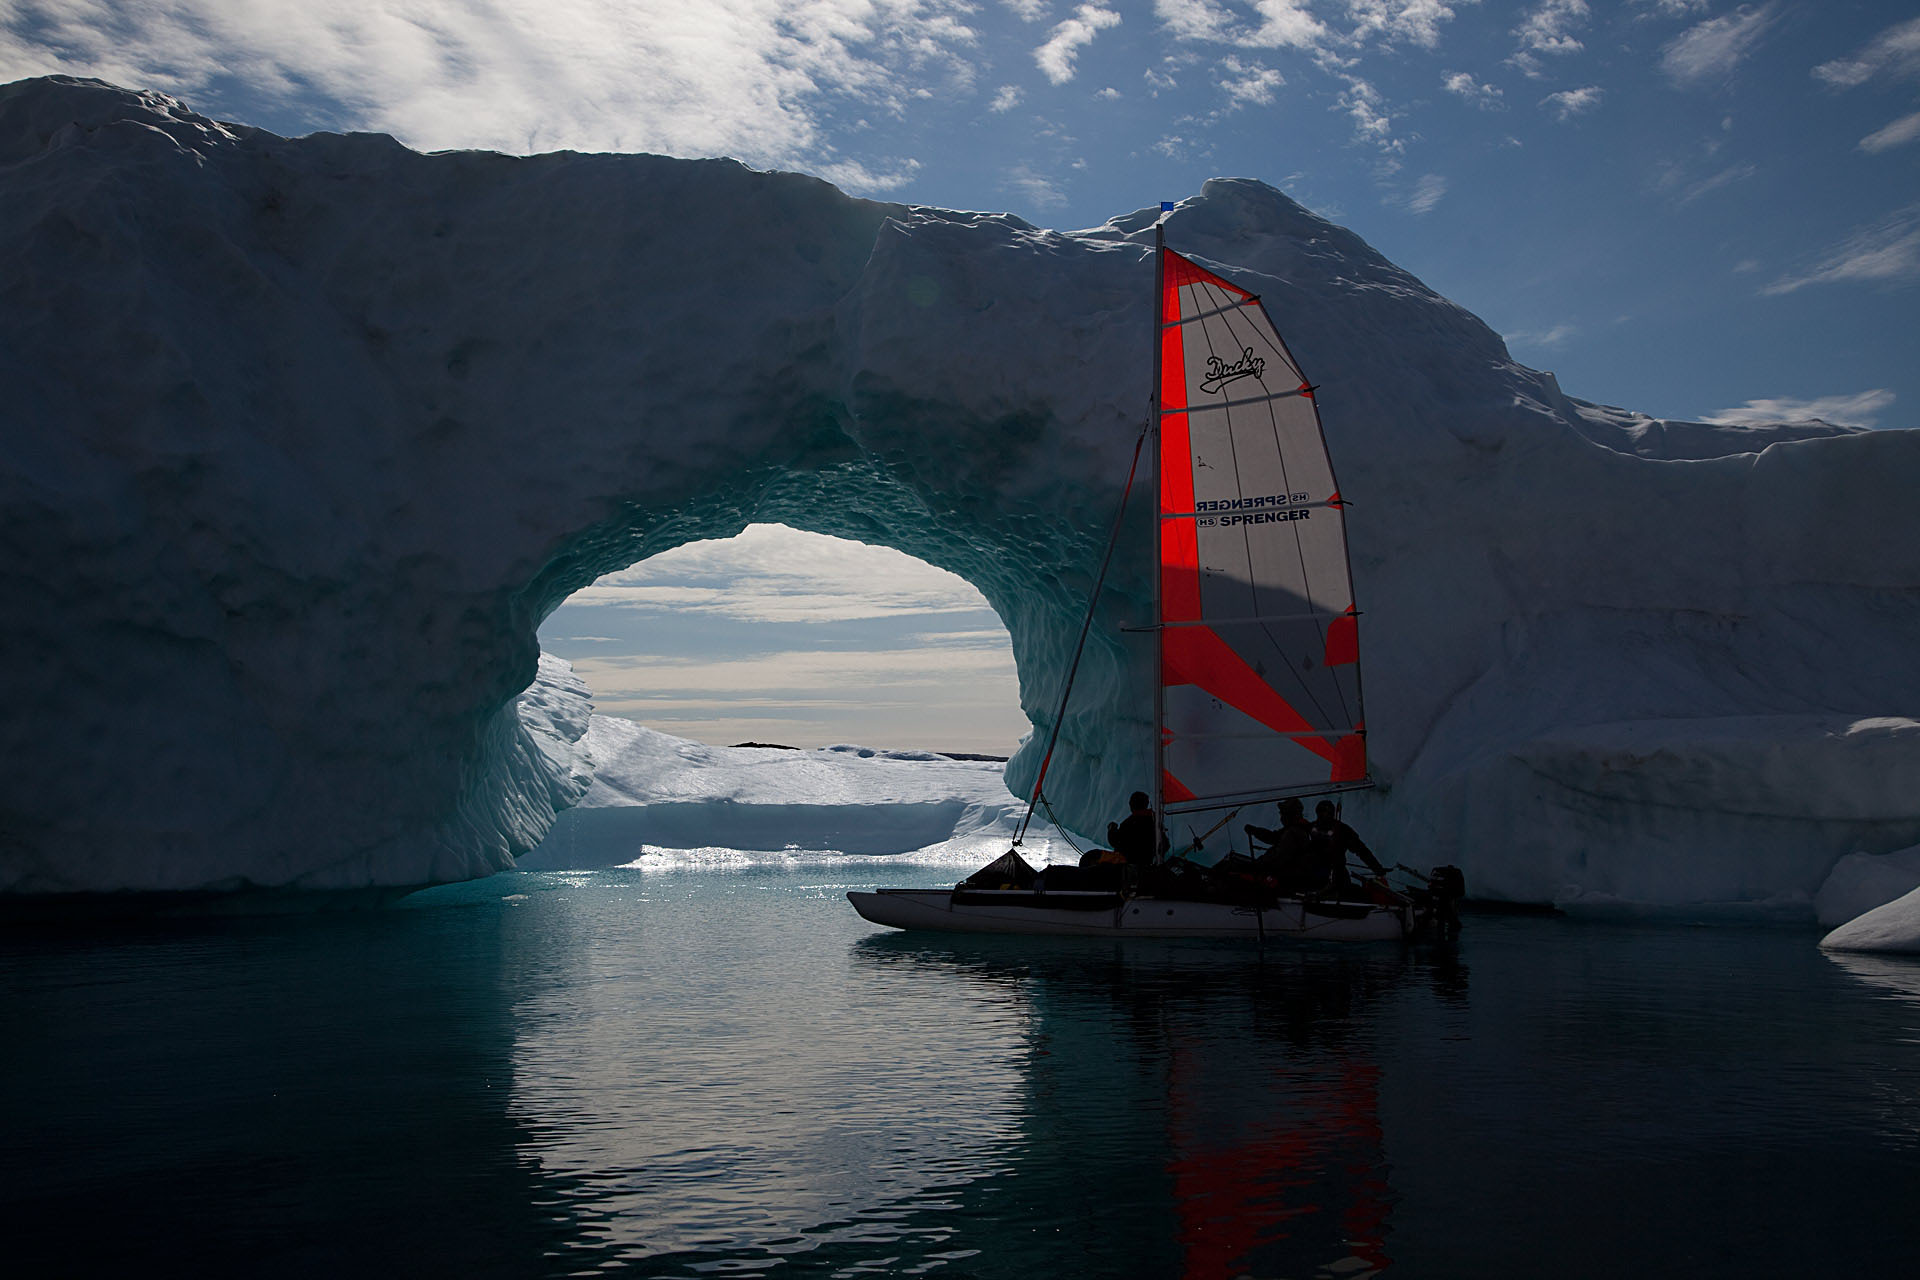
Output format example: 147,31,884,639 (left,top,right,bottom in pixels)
1167,1052,1391,1279
849,937,1458,1277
